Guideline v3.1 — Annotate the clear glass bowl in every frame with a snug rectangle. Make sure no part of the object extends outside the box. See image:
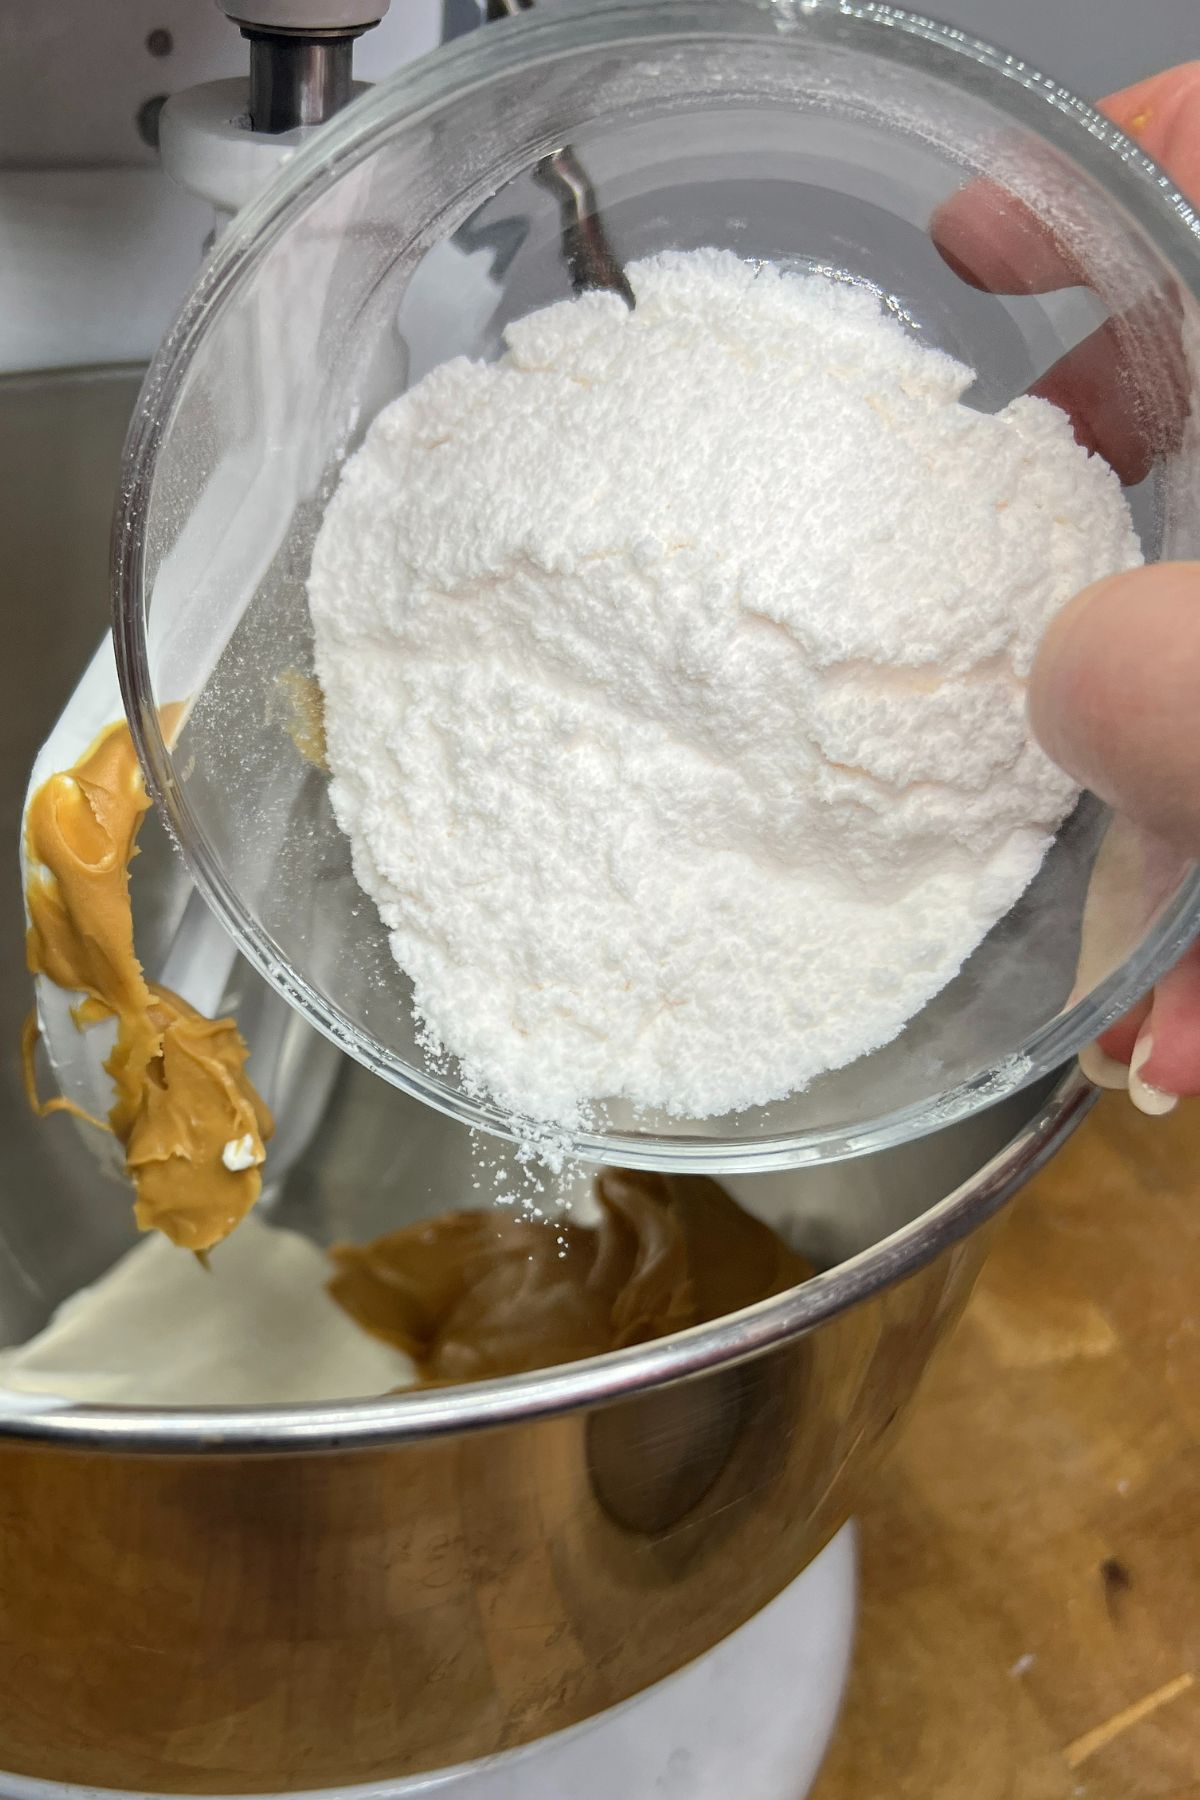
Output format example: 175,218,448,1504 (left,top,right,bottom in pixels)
114,0,1200,1173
